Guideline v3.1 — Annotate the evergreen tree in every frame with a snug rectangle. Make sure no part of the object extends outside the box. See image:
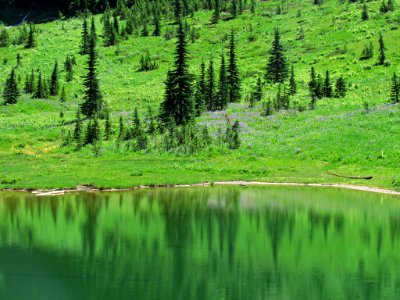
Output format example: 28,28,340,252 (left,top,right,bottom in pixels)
360,42,373,60
227,30,241,102
80,17,90,54
3,68,20,105
377,33,386,66
390,73,399,103
141,22,149,37
25,69,35,94
250,0,257,14
253,76,263,102
104,110,112,140
60,86,66,102
113,11,120,35
174,0,182,23
81,34,103,118
194,82,206,116
206,57,216,110
145,106,157,135
74,109,82,148
90,17,97,44
84,117,101,145
322,70,332,98
387,0,394,11
118,116,124,141
361,2,369,21
231,0,237,18
226,120,240,149
335,77,347,98
380,0,388,13
289,65,297,95
33,70,46,99
25,24,36,49
64,56,74,82
153,12,161,36
308,66,317,99
159,20,194,125
265,28,288,83
212,0,220,24
50,61,59,96
217,53,229,110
